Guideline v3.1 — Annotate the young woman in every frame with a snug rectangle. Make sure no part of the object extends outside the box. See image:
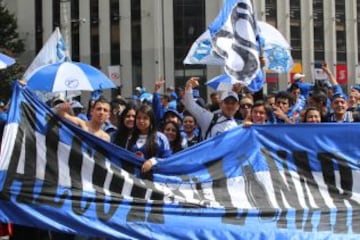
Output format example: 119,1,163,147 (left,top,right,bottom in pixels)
182,113,201,147
126,105,172,173
302,107,322,123
243,100,272,127
162,121,185,153
112,104,137,148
